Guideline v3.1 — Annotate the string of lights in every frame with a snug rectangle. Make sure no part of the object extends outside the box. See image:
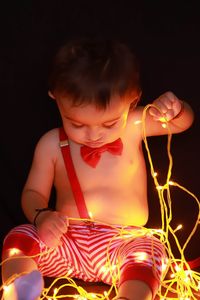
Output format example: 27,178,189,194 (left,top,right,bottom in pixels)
1,104,200,299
